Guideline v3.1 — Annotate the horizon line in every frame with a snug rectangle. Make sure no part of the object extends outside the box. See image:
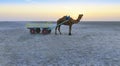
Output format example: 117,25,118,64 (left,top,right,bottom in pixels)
0,21,120,22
